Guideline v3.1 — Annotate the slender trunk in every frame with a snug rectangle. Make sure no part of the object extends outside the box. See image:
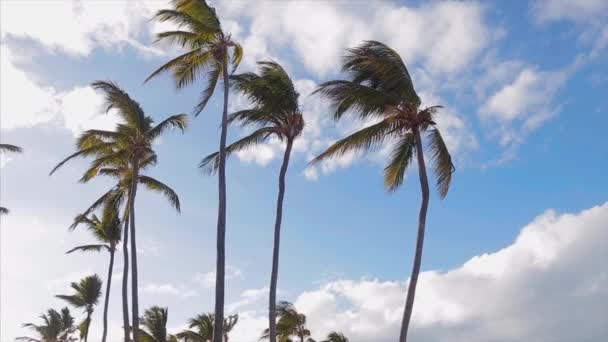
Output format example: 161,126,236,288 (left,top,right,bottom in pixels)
129,160,141,342
84,310,92,342
212,55,230,342
102,248,115,342
122,205,131,342
268,140,293,342
398,127,430,342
